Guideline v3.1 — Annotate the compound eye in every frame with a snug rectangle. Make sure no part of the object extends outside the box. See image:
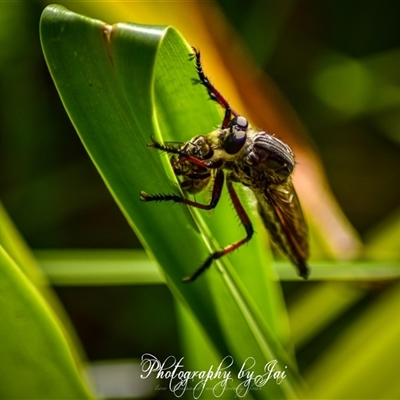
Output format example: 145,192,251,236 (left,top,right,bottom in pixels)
223,116,248,155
